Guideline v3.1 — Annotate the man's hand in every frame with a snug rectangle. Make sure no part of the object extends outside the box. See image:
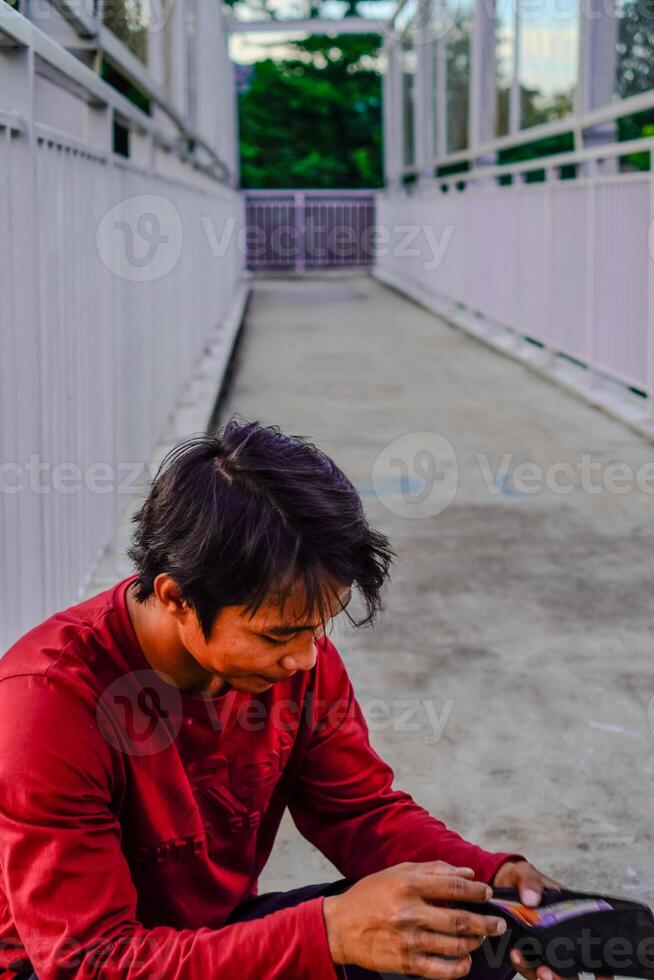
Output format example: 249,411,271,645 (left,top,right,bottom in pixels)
492,859,562,909
493,860,565,980
323,861,507,979
493,861,612,980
